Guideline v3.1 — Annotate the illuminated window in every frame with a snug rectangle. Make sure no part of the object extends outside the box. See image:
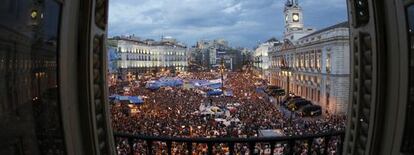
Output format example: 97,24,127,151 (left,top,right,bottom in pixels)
326,53,331,73
310,51,314,69
305,53,309,68
295,54,299,68
317,50,321,70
